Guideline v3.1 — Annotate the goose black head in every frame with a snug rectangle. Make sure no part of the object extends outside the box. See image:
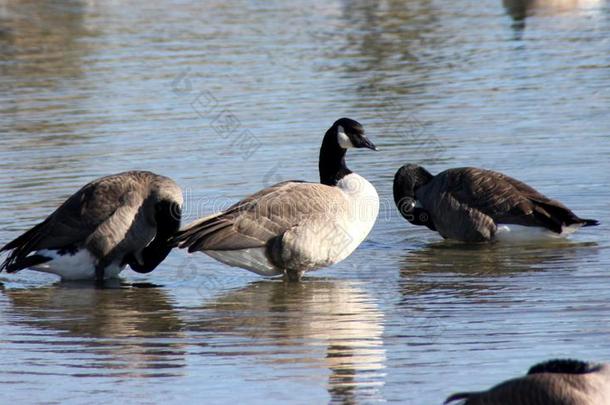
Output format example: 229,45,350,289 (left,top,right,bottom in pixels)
319,118,377,186
333,117,377,151
393,164,434,221
527,359,603,375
